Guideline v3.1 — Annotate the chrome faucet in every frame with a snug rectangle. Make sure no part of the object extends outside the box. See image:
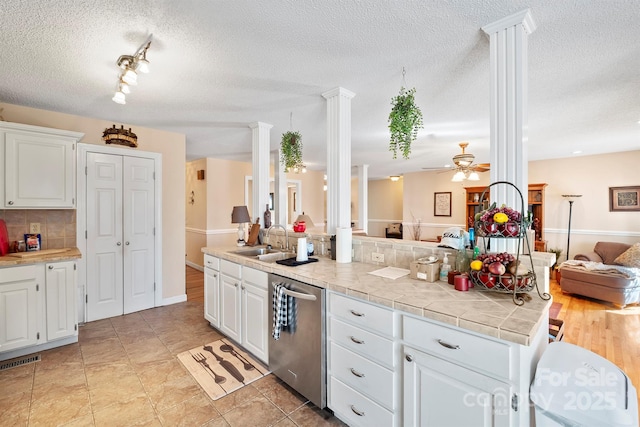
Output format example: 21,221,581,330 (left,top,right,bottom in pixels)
266,224,289,251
